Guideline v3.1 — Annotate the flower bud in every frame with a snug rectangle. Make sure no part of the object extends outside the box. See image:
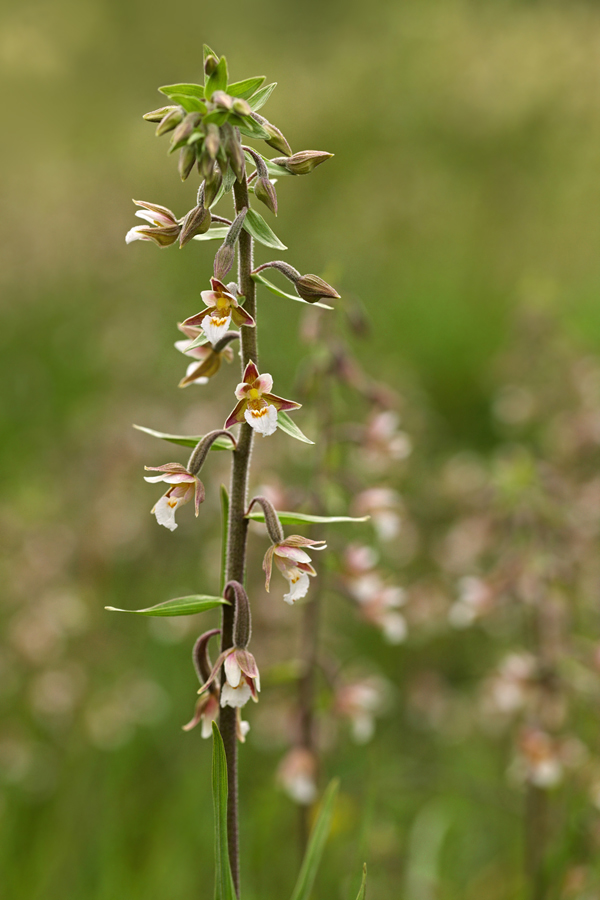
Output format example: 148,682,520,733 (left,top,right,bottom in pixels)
254,177,278,216
155,107,184,137
232,98,251,116
203,167,223,207
271,150,333,176
179,145,196,181
205,124,221,159
198,150,216,180
253,114,292,156
222,124,245,182
143,105,177,123
214,244,235,281
204,54,218,76
179,205,212,247
171,112,201,146
296,274,341,303
212,90,234,110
